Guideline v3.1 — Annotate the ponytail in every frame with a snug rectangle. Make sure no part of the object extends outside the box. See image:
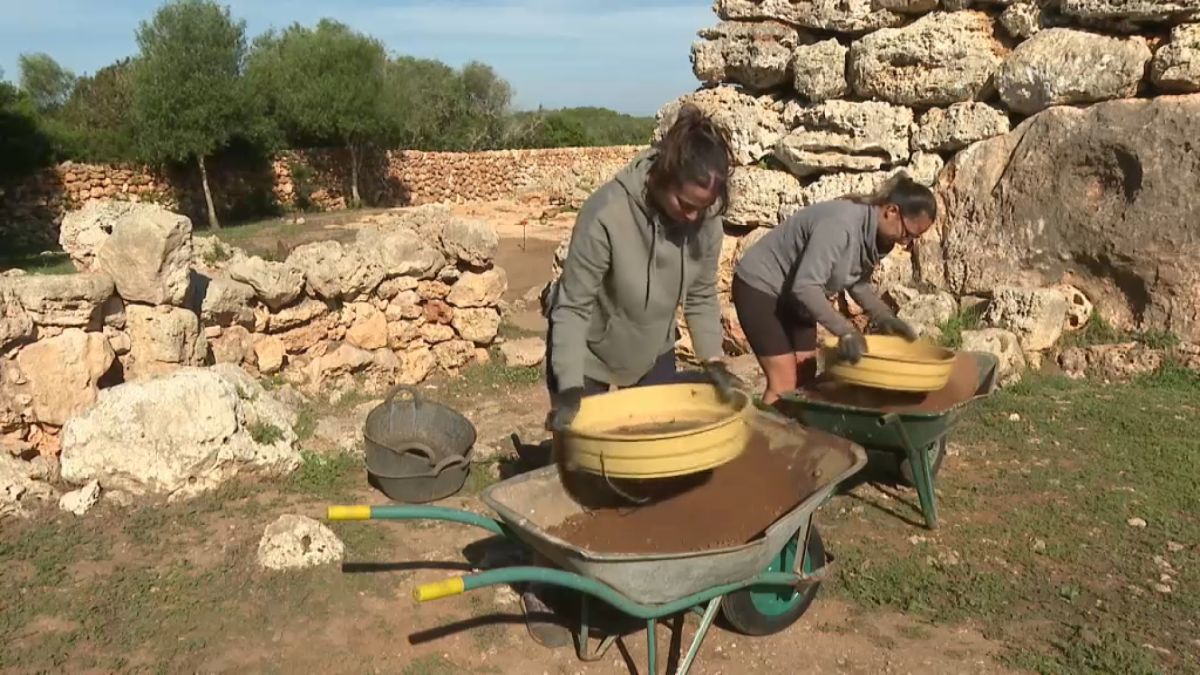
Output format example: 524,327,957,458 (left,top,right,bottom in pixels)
842,172,938,221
